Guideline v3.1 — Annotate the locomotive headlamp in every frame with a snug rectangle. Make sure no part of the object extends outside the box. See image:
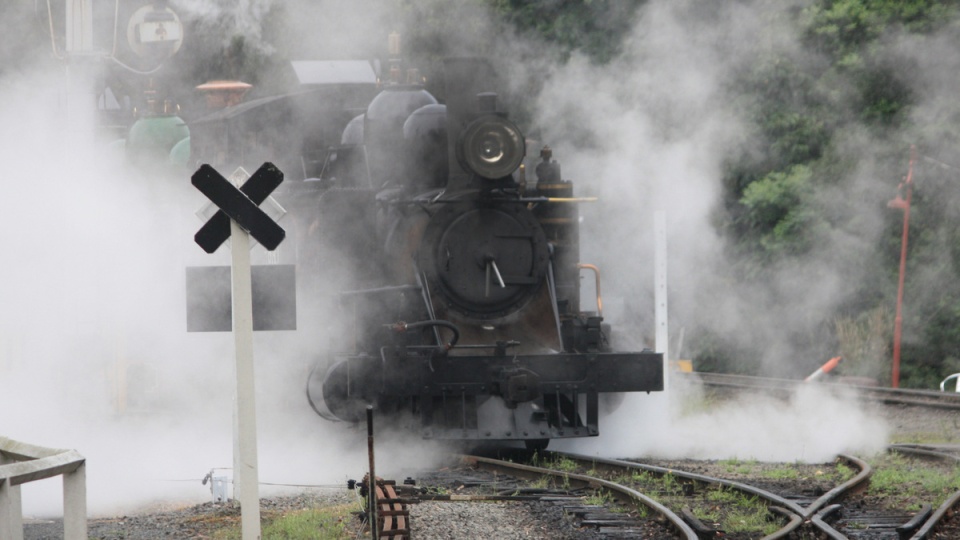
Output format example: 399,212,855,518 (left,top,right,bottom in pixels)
127,4,184,59
457,115,525,180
